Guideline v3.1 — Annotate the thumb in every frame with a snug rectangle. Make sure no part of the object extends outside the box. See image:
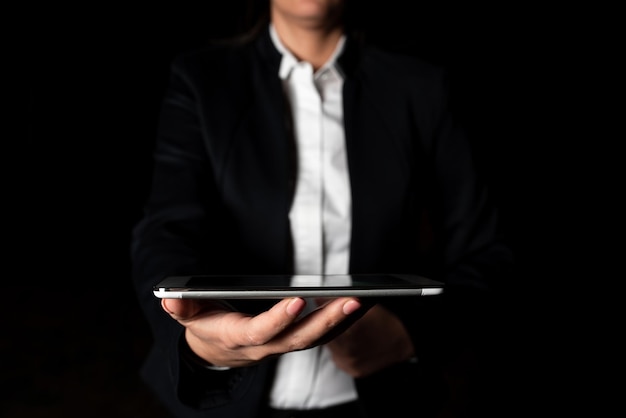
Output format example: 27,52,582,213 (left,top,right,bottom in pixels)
161,298,201,320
